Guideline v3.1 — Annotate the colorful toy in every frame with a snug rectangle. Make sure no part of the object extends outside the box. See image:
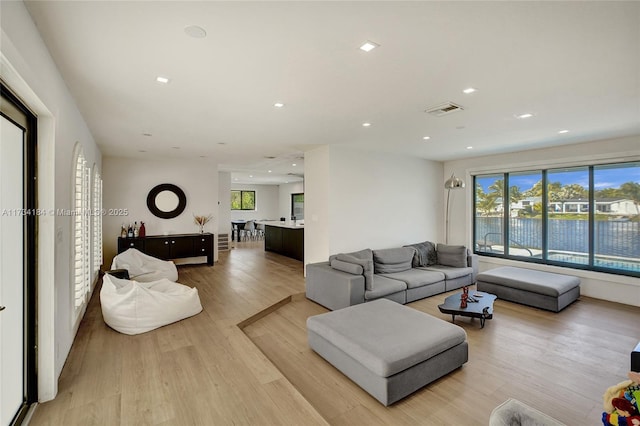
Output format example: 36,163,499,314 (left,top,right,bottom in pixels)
602,372,640,426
